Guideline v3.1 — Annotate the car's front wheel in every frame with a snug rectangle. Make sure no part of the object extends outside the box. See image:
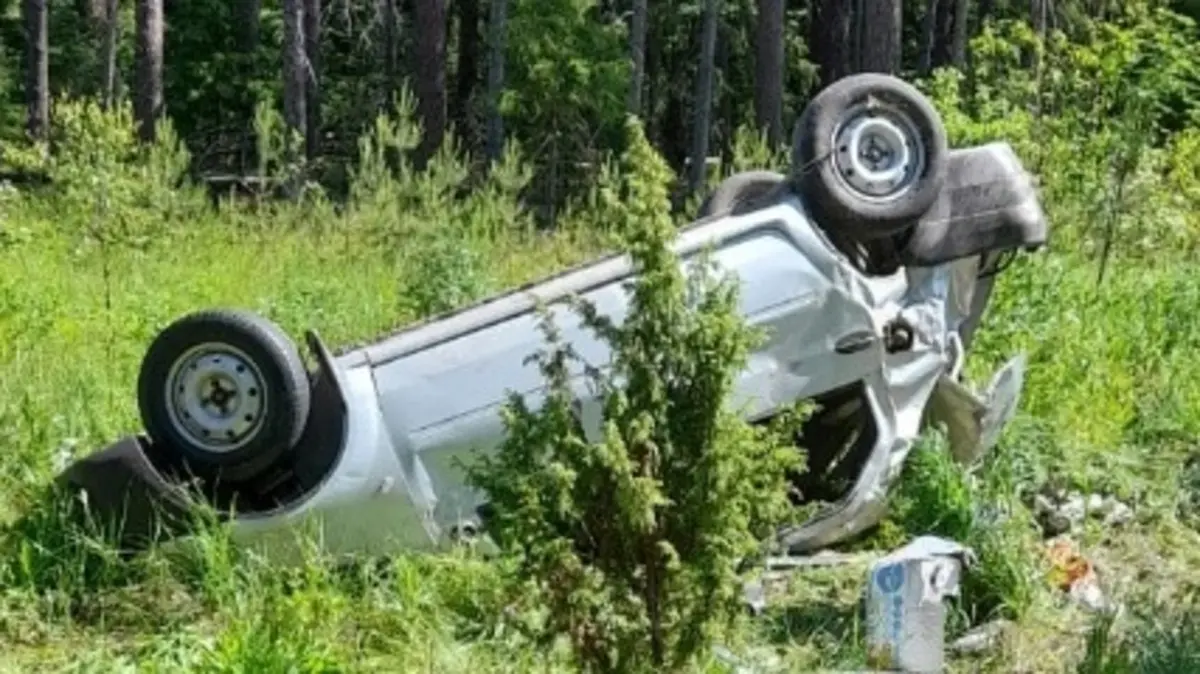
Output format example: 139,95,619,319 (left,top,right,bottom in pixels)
696,170,787,218
137,309,311,482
